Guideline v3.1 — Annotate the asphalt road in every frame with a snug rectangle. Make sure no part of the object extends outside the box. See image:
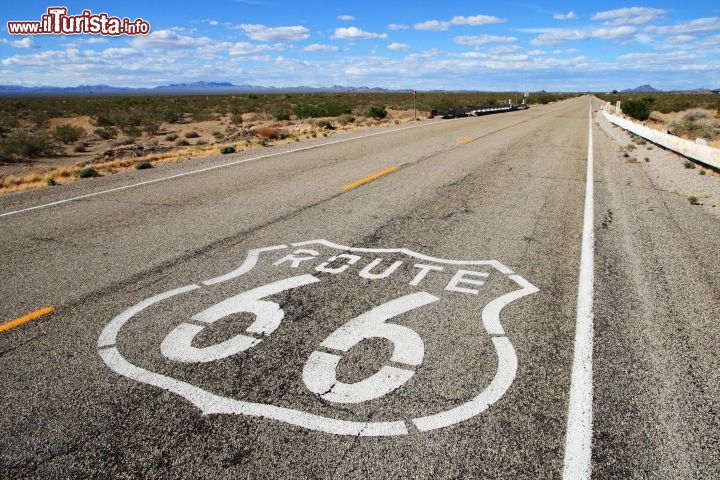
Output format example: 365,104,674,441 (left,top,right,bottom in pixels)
1,96,718,479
